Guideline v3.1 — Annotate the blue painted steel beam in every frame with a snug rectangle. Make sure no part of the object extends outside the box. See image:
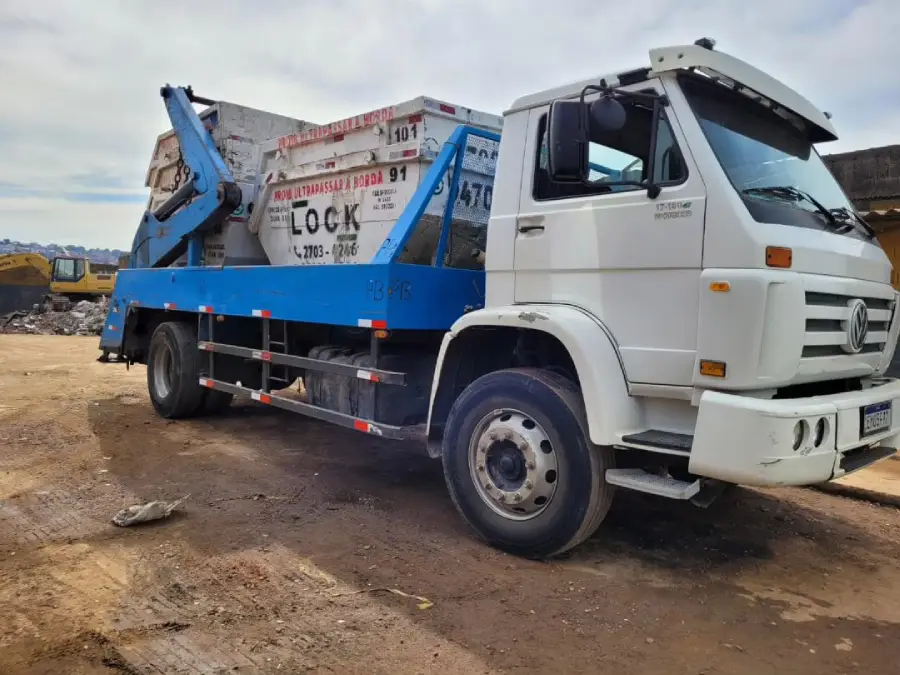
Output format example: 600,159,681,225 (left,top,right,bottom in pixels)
131,86,241,269
371,125,501,265
99,263,486,350
589,161,618,177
